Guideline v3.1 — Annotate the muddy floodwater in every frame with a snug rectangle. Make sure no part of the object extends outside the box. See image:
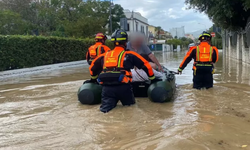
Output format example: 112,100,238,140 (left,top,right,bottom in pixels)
0,50,250,150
